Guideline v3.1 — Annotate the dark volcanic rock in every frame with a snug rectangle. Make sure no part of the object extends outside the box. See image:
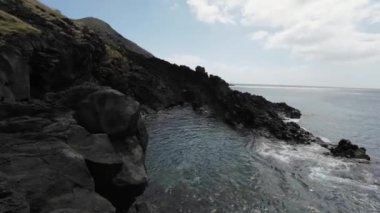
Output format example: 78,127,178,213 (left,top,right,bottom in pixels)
0,0,370,212
70,87,148,210
0,174,29,213
74,88,140,135
330,139,370,160
0,131,115,213
274,102,301,119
